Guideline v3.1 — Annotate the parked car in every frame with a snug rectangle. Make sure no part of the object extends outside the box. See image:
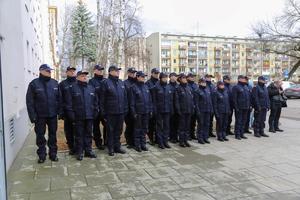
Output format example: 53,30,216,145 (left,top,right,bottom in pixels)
285,84,300,98
282,81,296,90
